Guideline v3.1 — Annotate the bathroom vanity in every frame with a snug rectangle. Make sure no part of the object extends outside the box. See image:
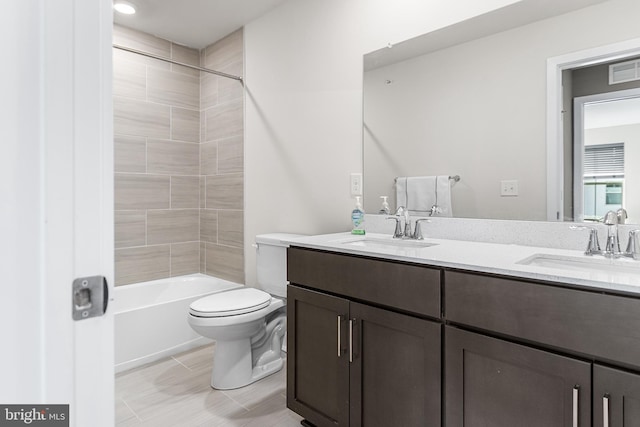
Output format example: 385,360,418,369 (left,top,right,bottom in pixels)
285,233,640,427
